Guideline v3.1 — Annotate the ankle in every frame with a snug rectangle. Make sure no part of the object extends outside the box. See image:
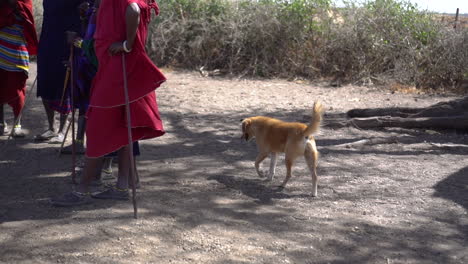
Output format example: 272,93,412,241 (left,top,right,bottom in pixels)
115,183,128,191
76,184,89,193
